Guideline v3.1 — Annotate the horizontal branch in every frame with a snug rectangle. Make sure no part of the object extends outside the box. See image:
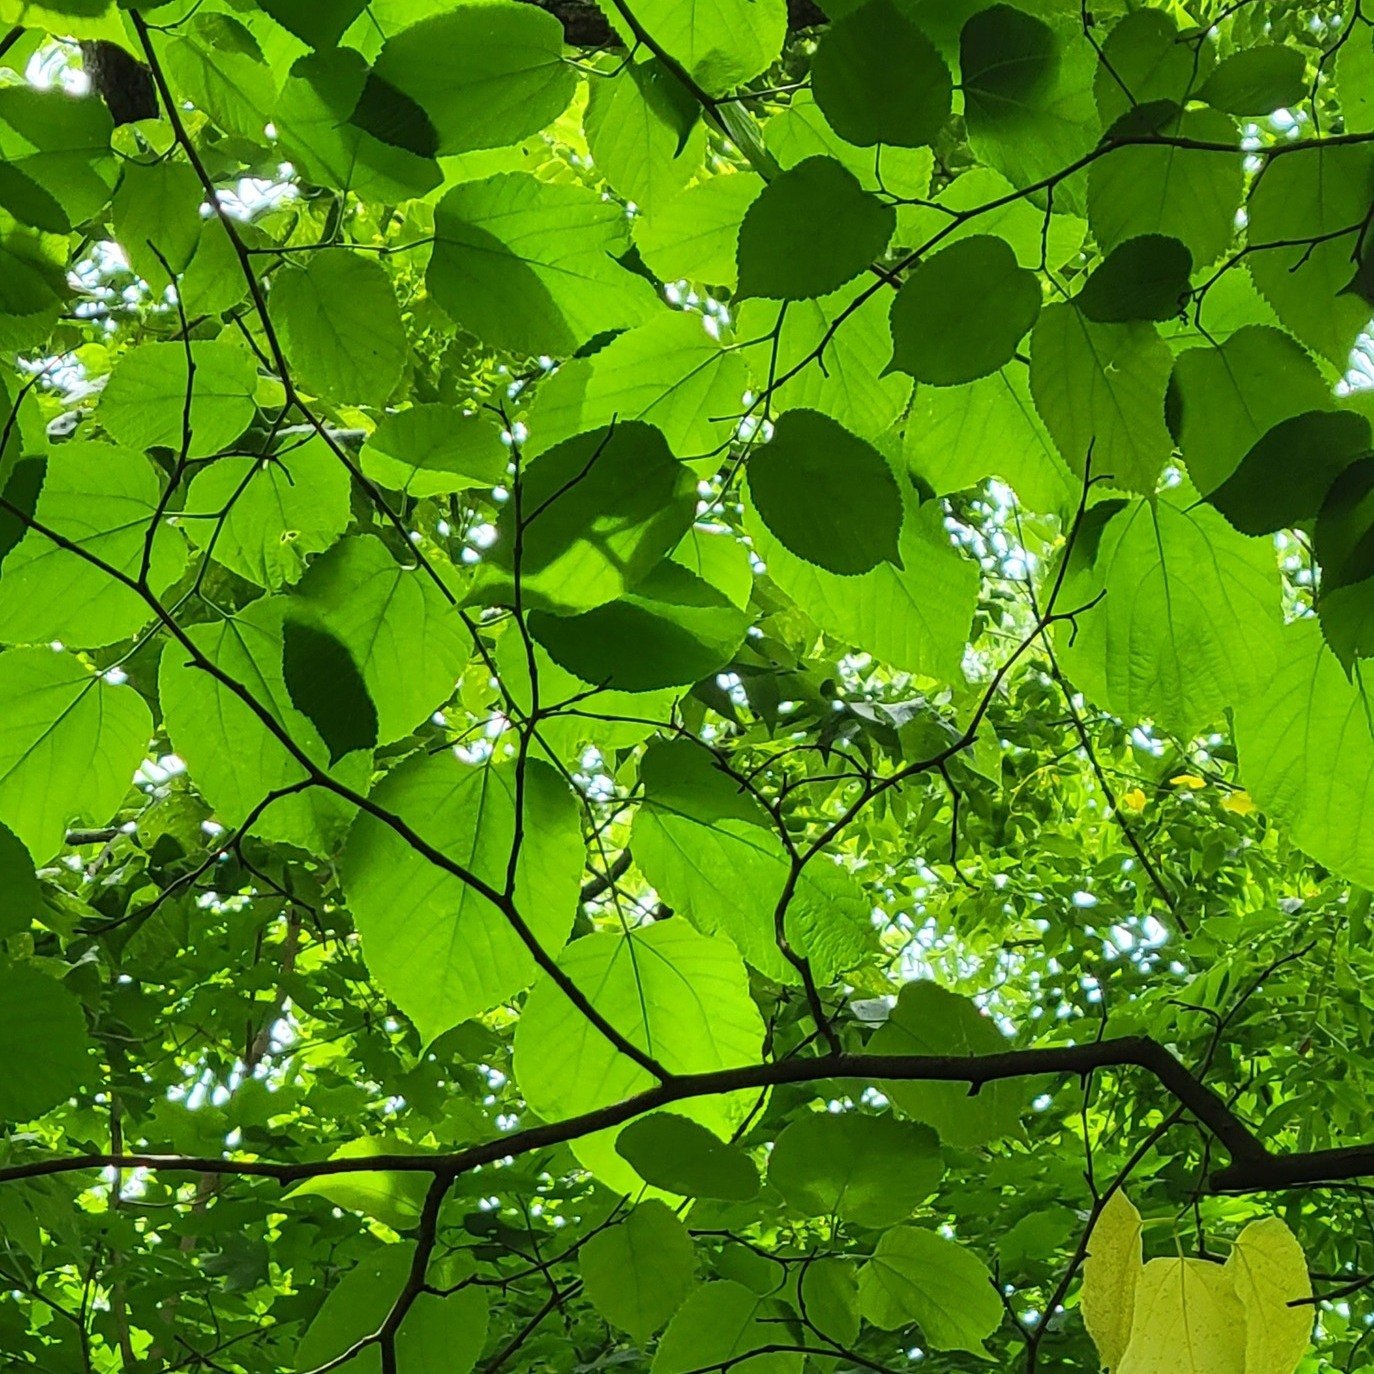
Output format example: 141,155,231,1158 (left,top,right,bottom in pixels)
1,1038,1367,1193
